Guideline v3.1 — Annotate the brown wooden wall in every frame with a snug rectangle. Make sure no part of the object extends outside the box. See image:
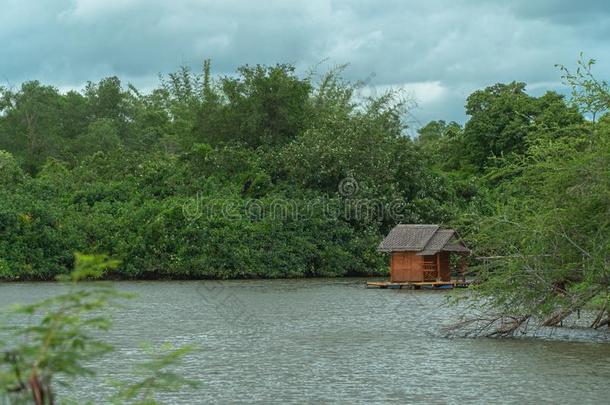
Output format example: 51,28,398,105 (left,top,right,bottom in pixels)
390,252,451,282
390,252,424,282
